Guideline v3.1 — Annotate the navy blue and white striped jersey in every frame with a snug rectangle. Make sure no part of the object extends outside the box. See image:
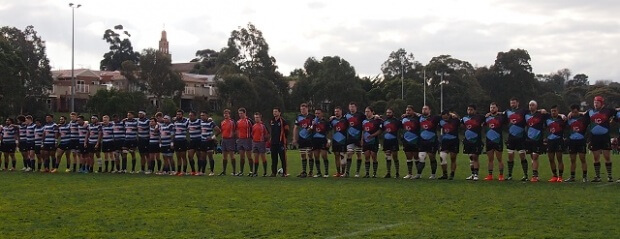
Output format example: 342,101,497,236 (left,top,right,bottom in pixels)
2,125,18,143
173,118,189,141
43,123,58,145
69,120,79,141
26,123,36,143
88,123,101,145
149,126,160,144
201,120,216,142
188,118,202,141
137,117,150,139
159,123,174,147
34,125,44,146
19,124,27,143
58,123,72,145
78,123,88,144
101,123,115,143
113,121,125,141
124,119,138,141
